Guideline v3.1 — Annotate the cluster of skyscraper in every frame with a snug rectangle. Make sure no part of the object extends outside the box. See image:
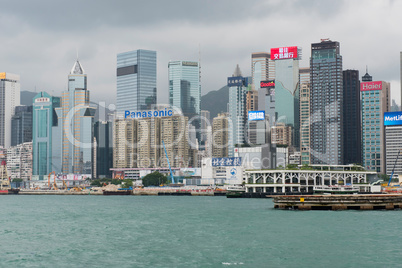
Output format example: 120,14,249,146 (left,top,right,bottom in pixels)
1,39,402,182
218,39,398,175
